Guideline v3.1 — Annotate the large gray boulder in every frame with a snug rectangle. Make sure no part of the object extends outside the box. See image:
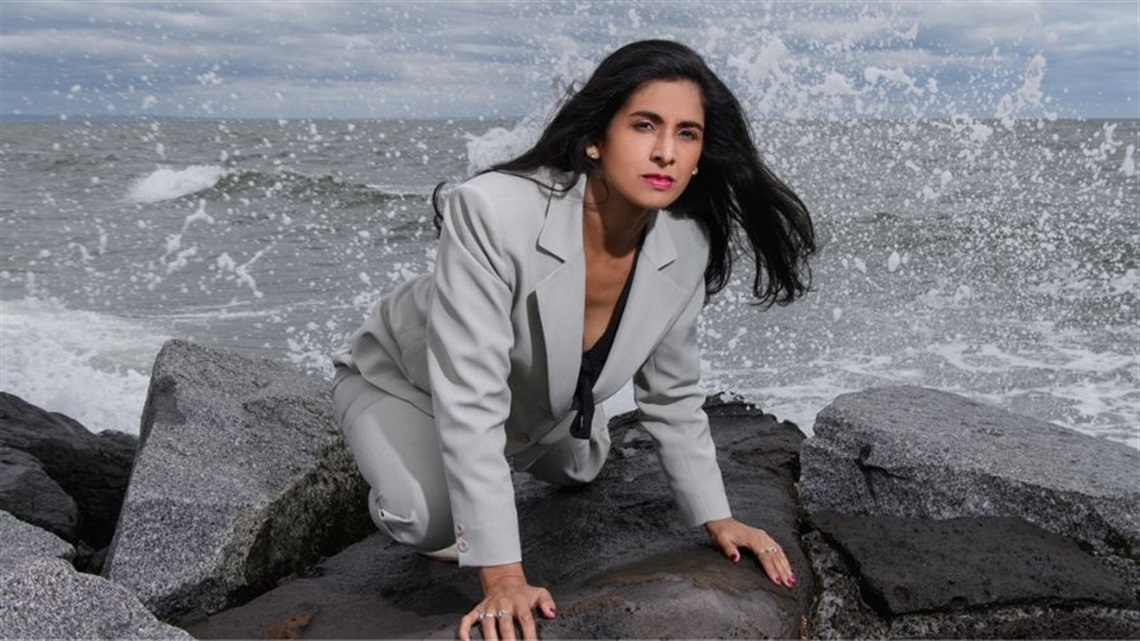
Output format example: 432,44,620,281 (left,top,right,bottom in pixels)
0,557,192,640
185,400,812,640
0,510,188,640
801,386,1140,561
103,340,372,623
